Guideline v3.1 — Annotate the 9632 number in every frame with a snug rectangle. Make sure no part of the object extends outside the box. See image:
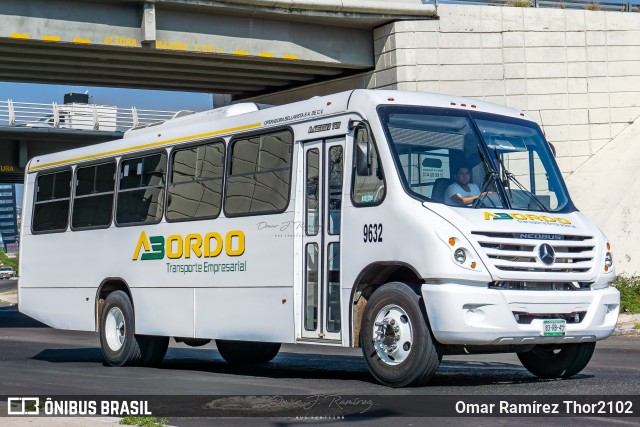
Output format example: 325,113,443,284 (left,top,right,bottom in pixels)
363,223,383,243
